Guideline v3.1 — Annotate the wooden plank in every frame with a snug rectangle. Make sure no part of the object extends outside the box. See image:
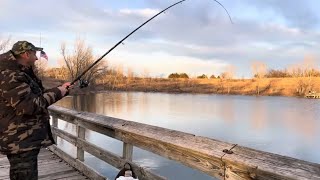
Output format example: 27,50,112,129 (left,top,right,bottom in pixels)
52,127,166,180
123,143,133,161
77,138,166,180
51,127,77,147
0,149,90,180
52,116,58,143
76,118,227,178
48,145,106,180
222,145,320,180
0,167,9,177
0,176,9,180
50,111,76,124
39,170,81,180
77,125,85,161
